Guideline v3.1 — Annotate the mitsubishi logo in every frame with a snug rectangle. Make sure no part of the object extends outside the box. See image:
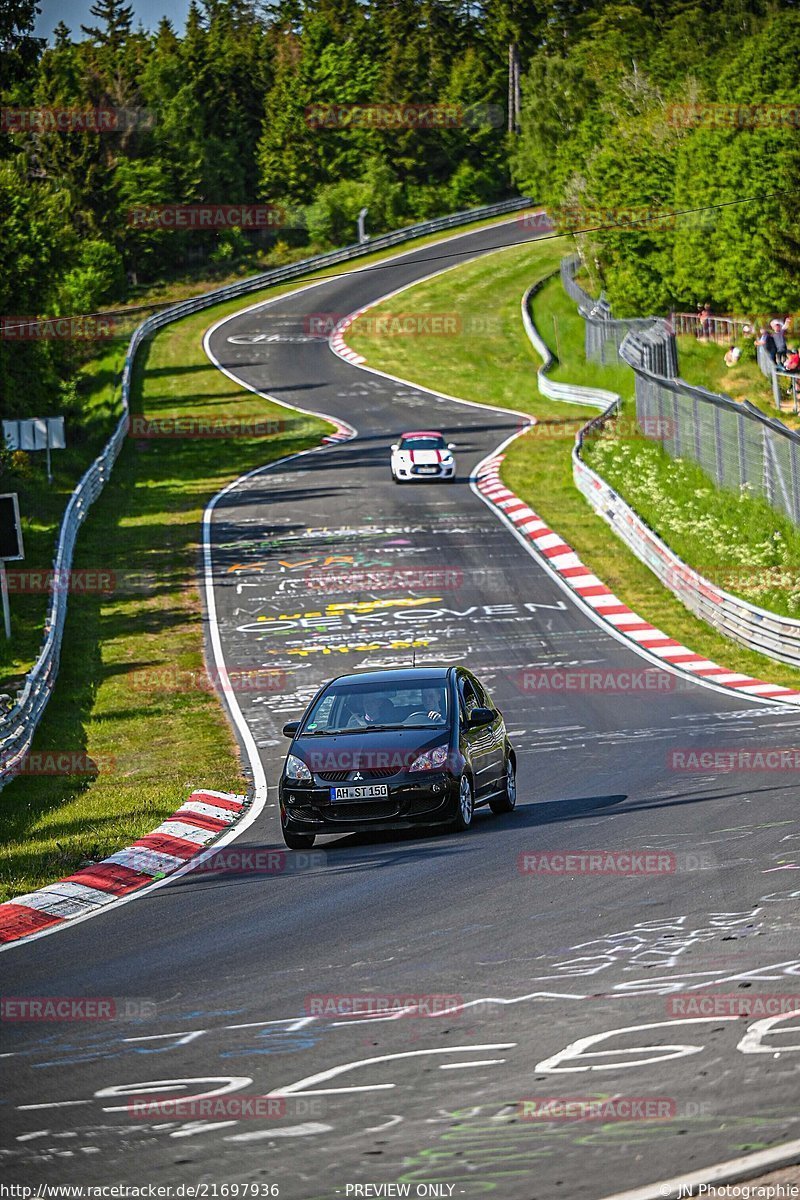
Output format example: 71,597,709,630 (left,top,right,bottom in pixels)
353,771,363,781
